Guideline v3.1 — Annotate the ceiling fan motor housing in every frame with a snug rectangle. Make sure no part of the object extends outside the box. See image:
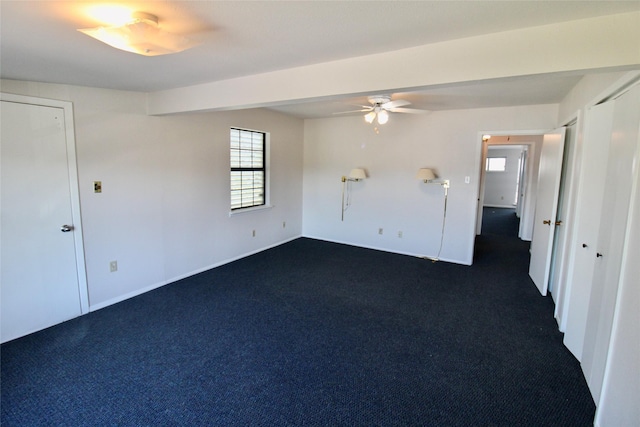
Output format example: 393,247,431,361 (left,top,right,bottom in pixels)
368,95,391,106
